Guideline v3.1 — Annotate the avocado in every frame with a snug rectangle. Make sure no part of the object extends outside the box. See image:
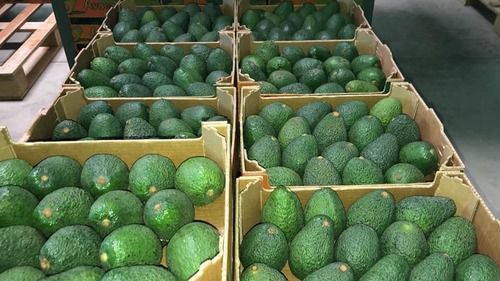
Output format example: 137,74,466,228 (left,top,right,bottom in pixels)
289,215,335,279
118,8,139,29
278,116,311,149
298,2,316,18
358,254,410,281
385,163,425,184
146,27,167,42
262,185,304,242
158,6,176,22
0,226,45,272
88,113,123,139
180,105,217,131
180,54,207,78
148,55,177,77
396,195,456,236
345,80,379,92
207,48,232,73
255,41,280,63
124,118,156,139
160,45,184,65
158,118,194,138
244,115,276,148
118,58,148,76
142,72,171,90
282,134,319,176
303,263,355,281
241,263,287,281
296,101,332,129
83,86,118,99
241,60,266,81
174,157,224,206
409,253,454,281
139,21,161,41
153,84,186,97
100,224,161,270
33,187,93,236
206,70,229,85
101,266,176,281
279,82,311,94
140,10,159,26
248,135,281,169
358,67,386,90
303,156,342,185
173,68,203,89
129,154,176,201
308,45,331,61
314,30,337,40
148,99,179,129
323,56,351,74
81,154,129,197
348,115,384,150
281,46,306,65
0,159,32,187
258,81,279,94
144,189,194,242
329,67,356,87
266,57,292,74
115,102,149,126
427,217,476,265
182,3,200,17
90,57,118,78
0,266,45,281
167,221,220,280
314,82,345,93
304,188,346,237
104,46,133,64
51,120,87,141
242,54,266,73
27,156,82,198
386,114,421,146
241,10,262,30
399,141,438,176
187,22,208,40
335,100,369,129
0,186,38,227
268,70,297,89
456,254,499,281
325,14,344,34
370,97,403,127
313,112,348,152
240,223,288,270
121,29,143,42
351,55,381,74
342,157,384,185
109,73,142,91
88,190,143,236
76,69,111,88
347,189,395,234
119,83,153,97
78,101,113,130
186,82,216,96
300,68,328,91
40,266,103,281
293,57,323,78
266,166,303,186
361,133,399,172
174,132,197,139
338,24,356,39
259,102,294,132
381,221,428,266
39,225,100,275
334,42,359,61
321,141,359,172
205,3,222,23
